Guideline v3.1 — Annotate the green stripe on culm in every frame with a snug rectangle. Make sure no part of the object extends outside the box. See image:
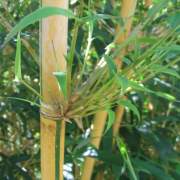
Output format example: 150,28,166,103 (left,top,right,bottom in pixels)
55,121,61,180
